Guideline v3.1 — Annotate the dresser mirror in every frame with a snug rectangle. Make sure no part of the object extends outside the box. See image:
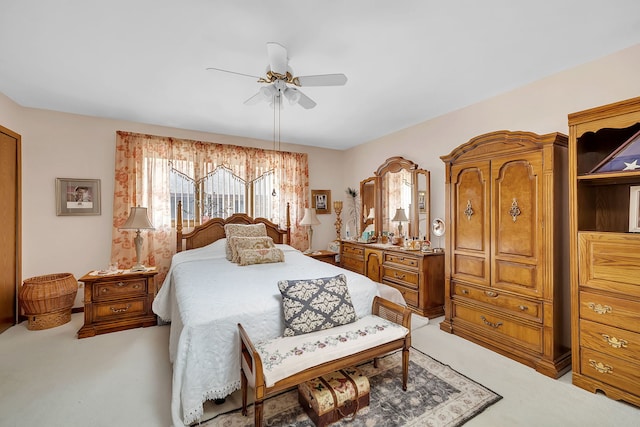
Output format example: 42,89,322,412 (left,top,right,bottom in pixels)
360,156,430,240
